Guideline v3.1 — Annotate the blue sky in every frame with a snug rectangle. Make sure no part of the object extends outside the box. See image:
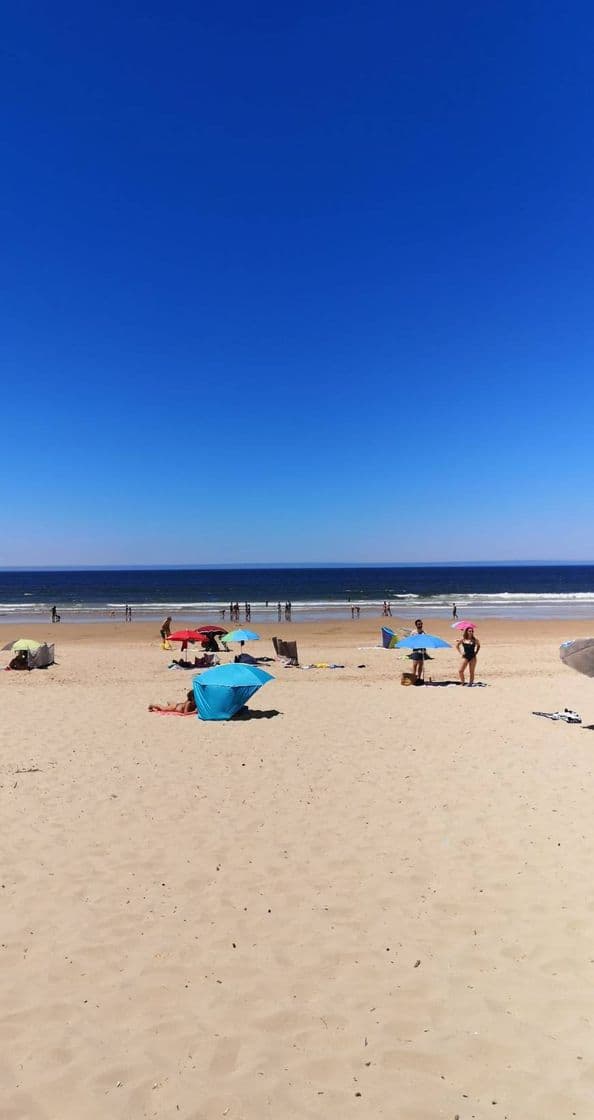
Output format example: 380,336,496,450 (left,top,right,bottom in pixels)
2,1,594,565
